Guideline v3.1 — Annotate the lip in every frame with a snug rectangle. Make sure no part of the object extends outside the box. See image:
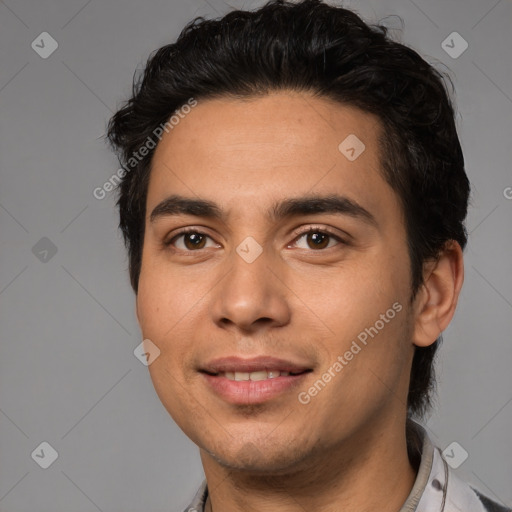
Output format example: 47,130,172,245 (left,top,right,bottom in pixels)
201,372,310,405
200,355,312,374
200,356,312,405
